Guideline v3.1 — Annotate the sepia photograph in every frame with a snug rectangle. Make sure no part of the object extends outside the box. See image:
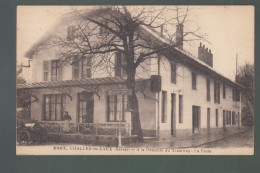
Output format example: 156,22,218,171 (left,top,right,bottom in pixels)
16,5,254,155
